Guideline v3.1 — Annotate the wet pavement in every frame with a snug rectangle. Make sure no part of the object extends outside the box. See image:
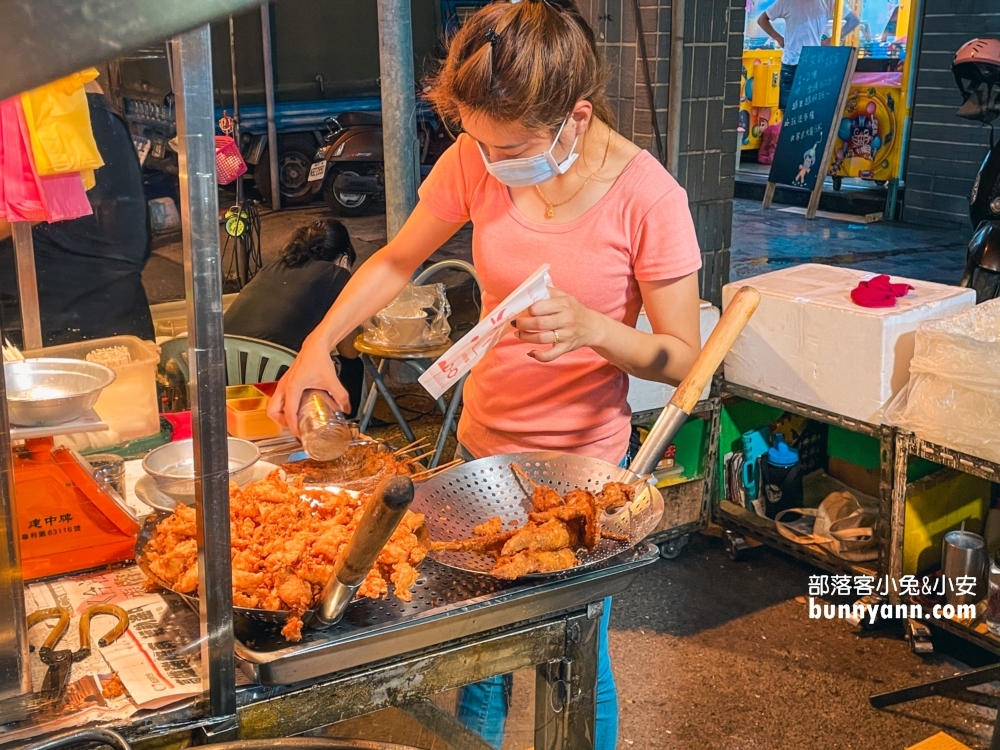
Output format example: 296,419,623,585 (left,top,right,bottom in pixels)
729,199,970,286
146,201,993,749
